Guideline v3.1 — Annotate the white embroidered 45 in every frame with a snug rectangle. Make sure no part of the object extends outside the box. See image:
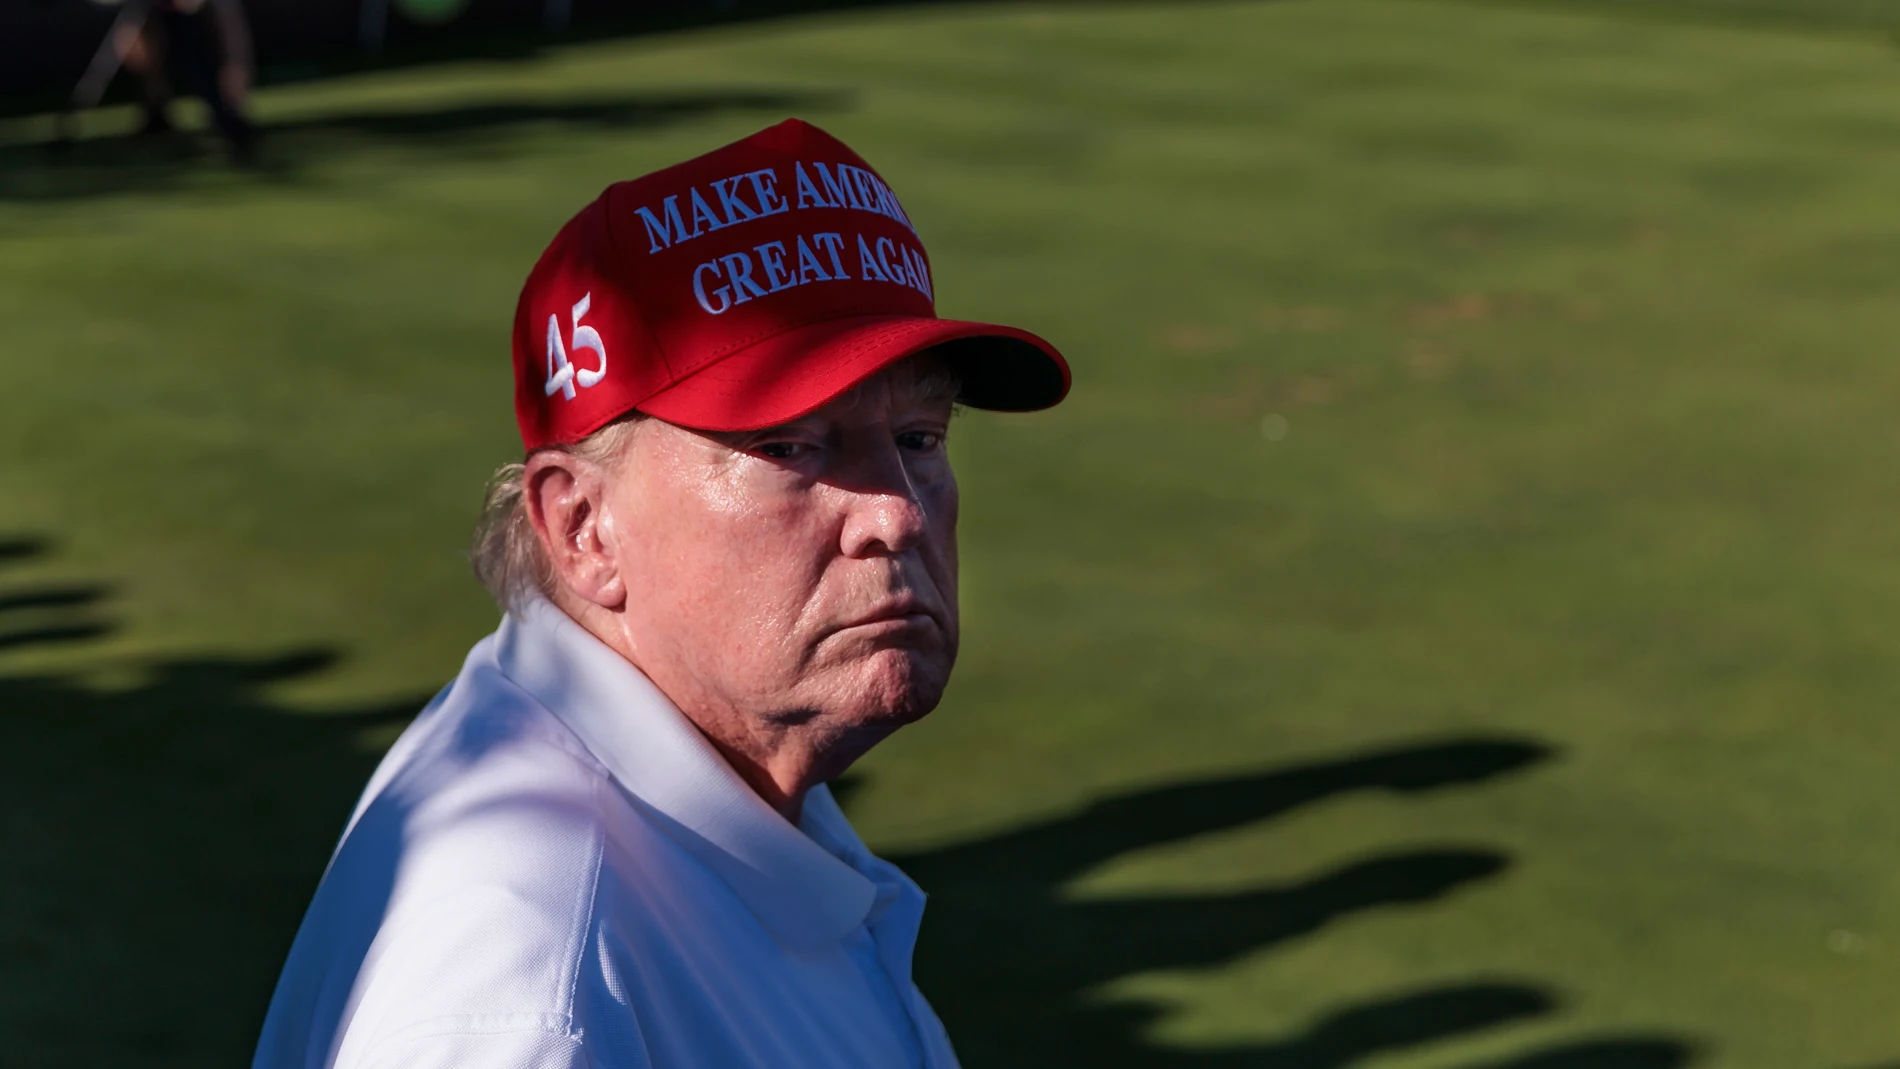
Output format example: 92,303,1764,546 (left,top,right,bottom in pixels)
545,293,608,400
